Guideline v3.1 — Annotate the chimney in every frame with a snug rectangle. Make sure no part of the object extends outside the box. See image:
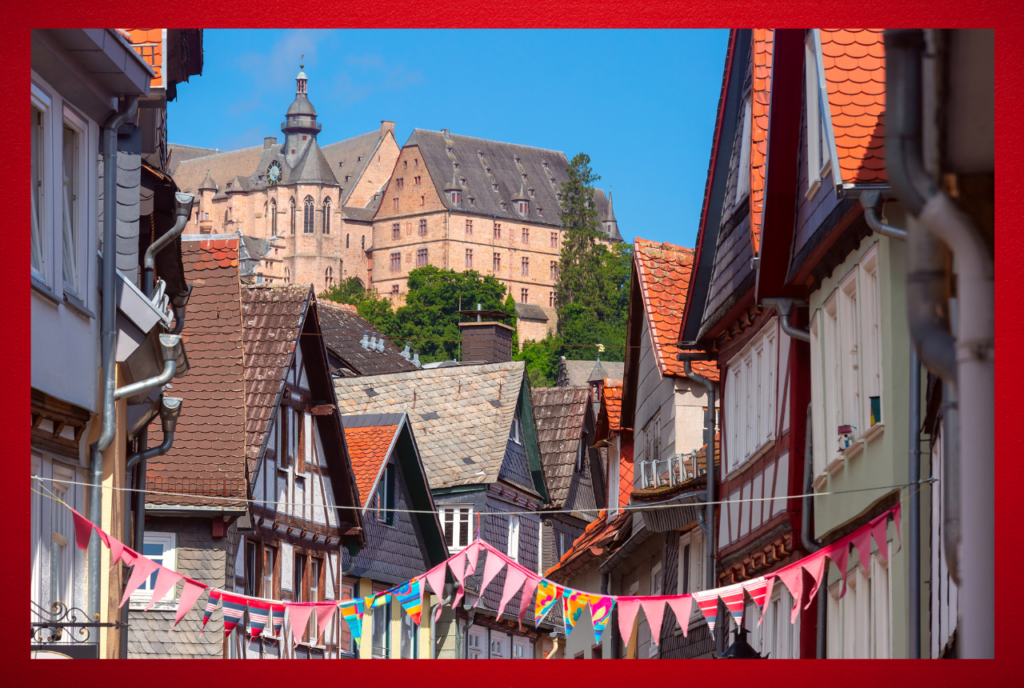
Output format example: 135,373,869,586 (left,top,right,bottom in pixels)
381,121,395,136
459,318,514,364
264,137,277,149
441,128,451,139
